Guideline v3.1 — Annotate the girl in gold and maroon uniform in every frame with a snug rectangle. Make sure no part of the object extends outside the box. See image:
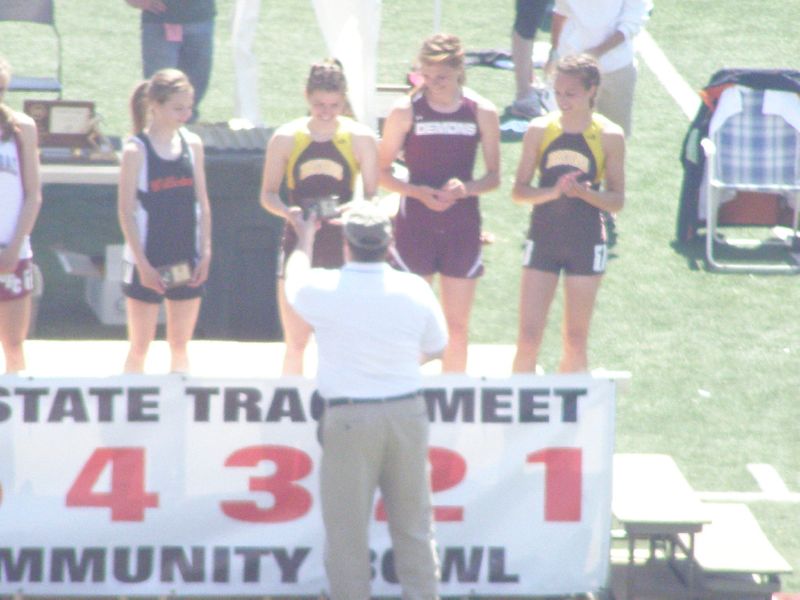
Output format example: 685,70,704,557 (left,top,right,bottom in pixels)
260,59,378,375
